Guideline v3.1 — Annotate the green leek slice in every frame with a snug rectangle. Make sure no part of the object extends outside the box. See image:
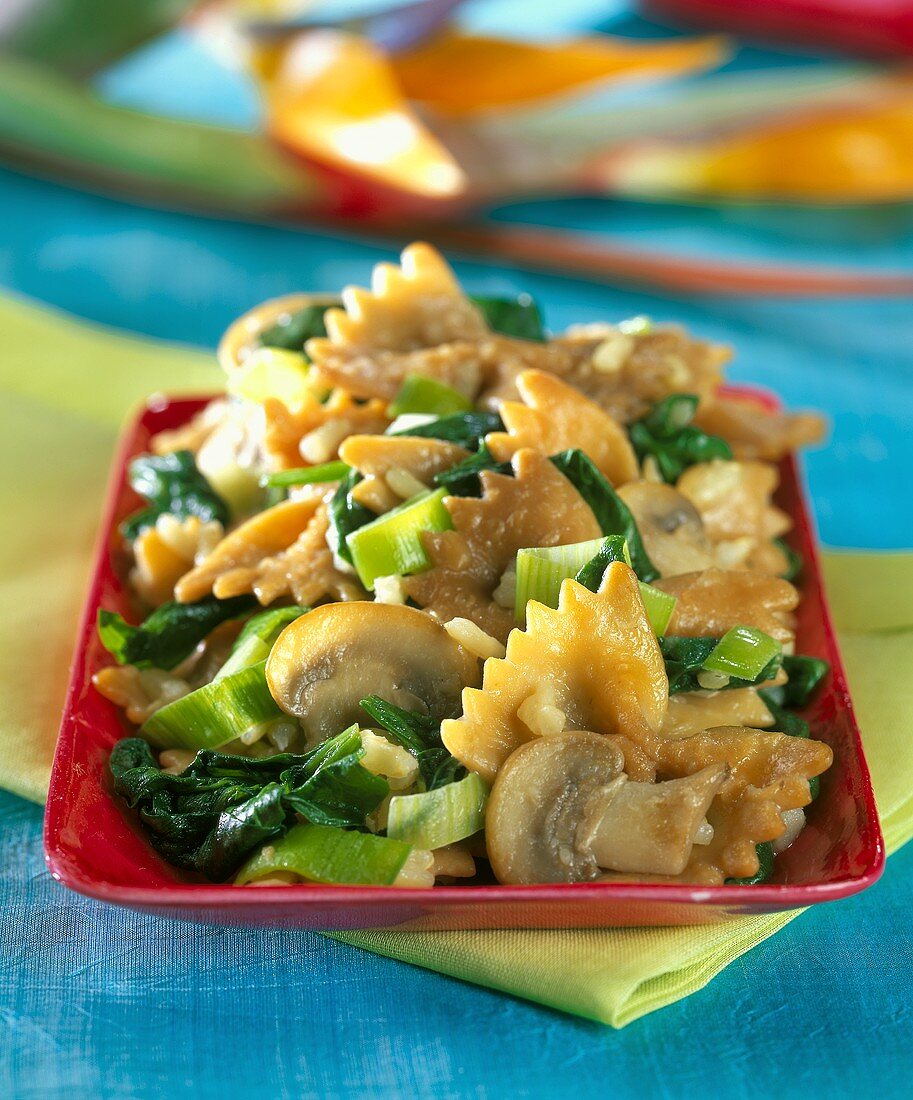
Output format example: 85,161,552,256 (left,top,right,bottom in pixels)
264,461,350,488
234,823,412,886
386,773,488,850
227,346,313,407
388,374,472,418
346,487,453,591
515,537,630,621
215,606,306,680
638,583,677,636
141,660,282,750
702,626,782,681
